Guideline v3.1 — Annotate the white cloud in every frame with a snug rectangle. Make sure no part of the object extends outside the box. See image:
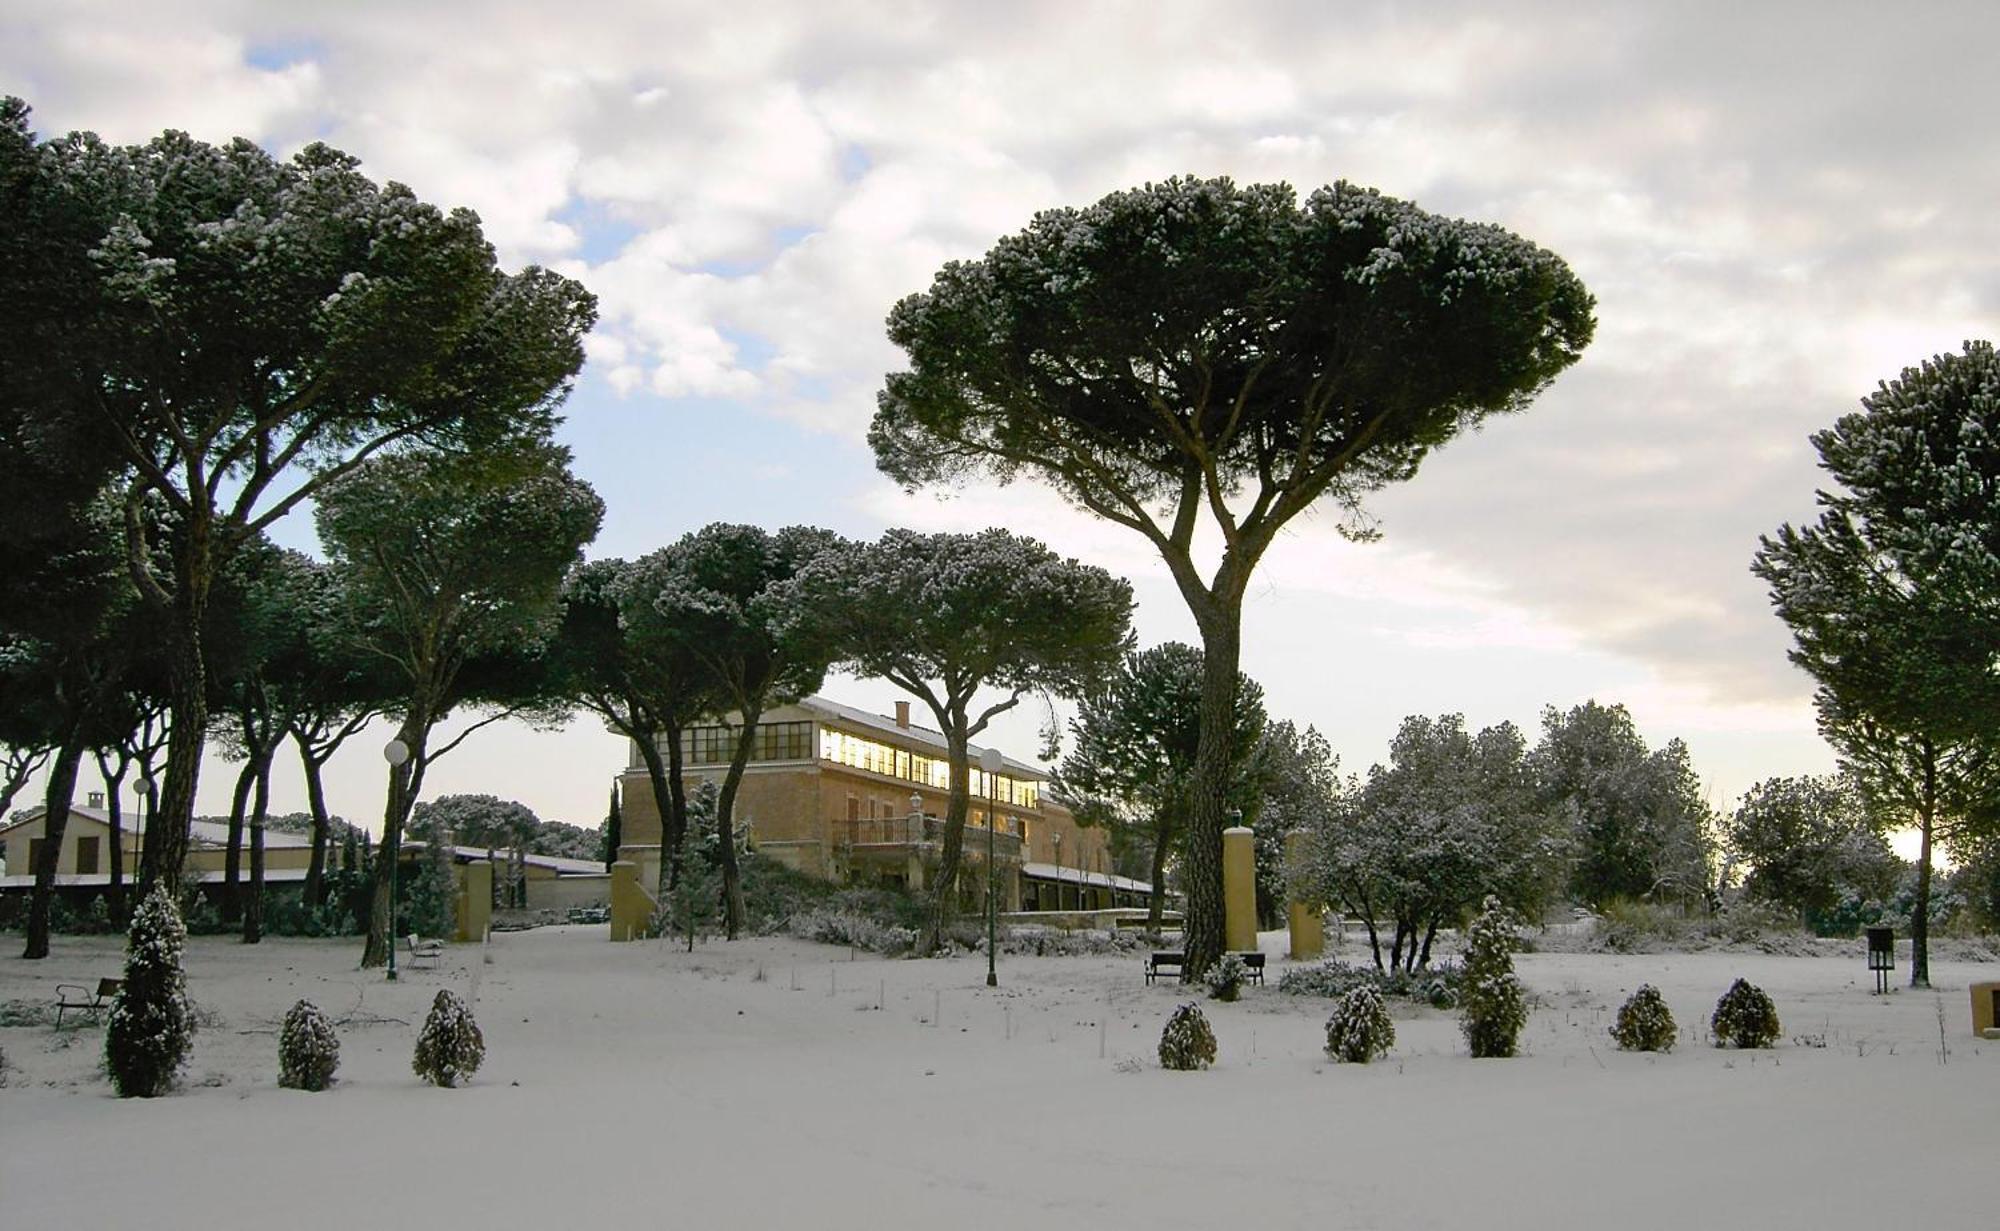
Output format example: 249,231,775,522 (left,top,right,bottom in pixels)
9,0,1999,829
